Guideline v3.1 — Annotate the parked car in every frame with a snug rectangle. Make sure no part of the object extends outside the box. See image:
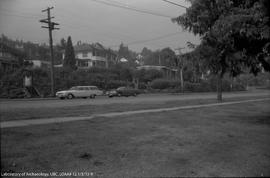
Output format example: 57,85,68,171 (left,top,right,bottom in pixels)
106,86,140,97
56,86,103,99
